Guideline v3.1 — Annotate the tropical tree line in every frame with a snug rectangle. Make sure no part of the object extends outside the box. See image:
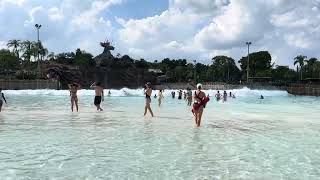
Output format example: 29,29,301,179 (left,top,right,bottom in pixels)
1,39,320,83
